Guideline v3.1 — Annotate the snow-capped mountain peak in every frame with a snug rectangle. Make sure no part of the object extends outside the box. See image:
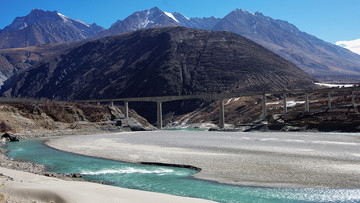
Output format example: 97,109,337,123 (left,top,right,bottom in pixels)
102,7,181,35
233,8,254,15
98,7,222,39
